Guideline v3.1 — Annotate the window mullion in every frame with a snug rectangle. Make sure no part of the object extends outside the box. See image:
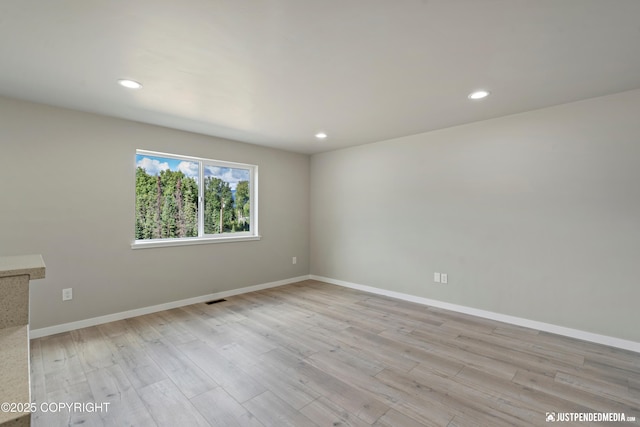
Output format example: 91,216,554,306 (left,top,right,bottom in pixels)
198,160,204,237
